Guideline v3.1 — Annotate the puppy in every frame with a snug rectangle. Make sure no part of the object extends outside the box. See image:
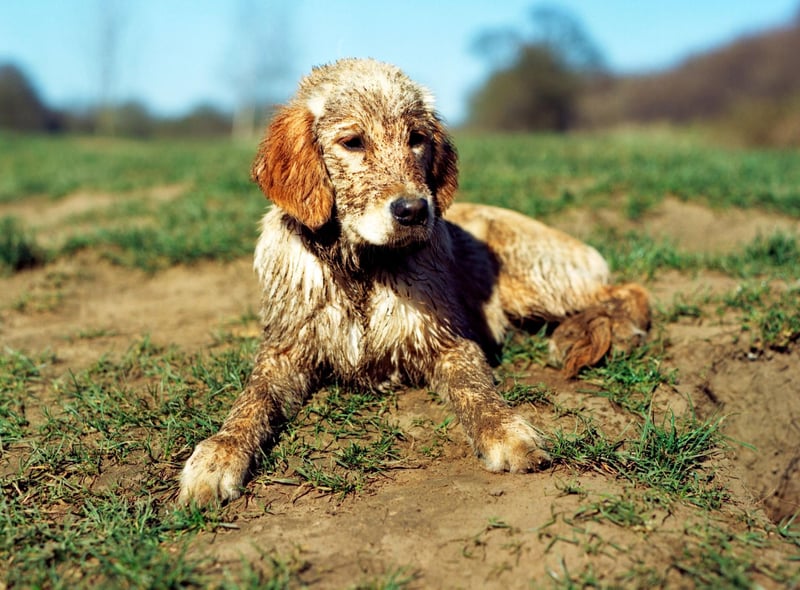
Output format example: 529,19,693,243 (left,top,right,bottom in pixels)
179,58,650,504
